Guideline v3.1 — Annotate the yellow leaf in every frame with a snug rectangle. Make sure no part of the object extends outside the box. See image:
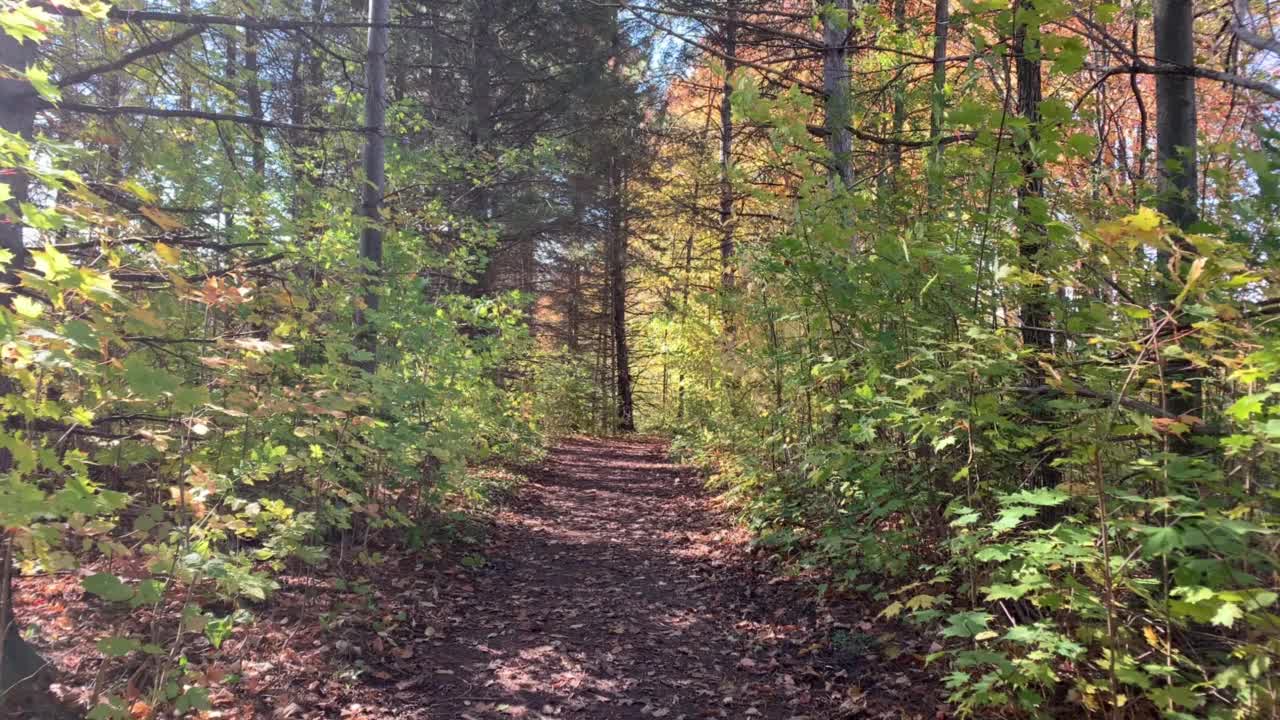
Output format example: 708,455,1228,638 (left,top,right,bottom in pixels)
128,305,163,329
1173,256,1208,309
11,296,43,319
1142,626,1160,648
119,179,157,204
1125,207,1162,232
231,338,294,353
905,593,938,611
139,206,183,231
153,242,181,266
877,601,904,619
